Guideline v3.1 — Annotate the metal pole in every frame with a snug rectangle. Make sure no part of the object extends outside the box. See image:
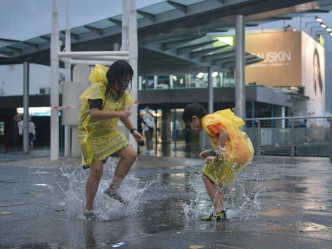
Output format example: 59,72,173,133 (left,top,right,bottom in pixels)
208,67,213,113
51,0,59,160
291,120,295,158
235,15,246,121
58,51,129,57
129,0,138,152
255,120,261,156
173,109,177,152
64,0,71,157
23,62,29,154
251,101,255,128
